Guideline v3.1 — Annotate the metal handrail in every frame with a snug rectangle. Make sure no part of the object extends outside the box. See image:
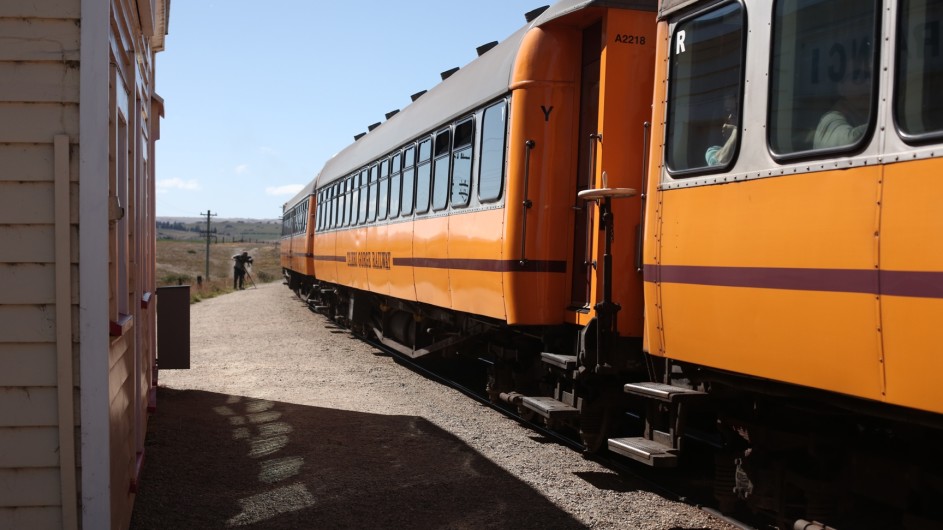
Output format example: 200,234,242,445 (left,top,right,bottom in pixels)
520,139,535,265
